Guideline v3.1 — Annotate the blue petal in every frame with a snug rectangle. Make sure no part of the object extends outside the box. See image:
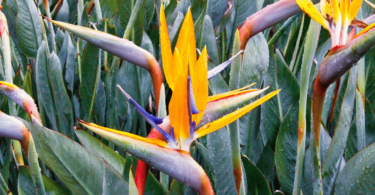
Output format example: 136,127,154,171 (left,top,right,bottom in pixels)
117,85,174,143
188,75,200,115
190,121,196,138
207,51,243,80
